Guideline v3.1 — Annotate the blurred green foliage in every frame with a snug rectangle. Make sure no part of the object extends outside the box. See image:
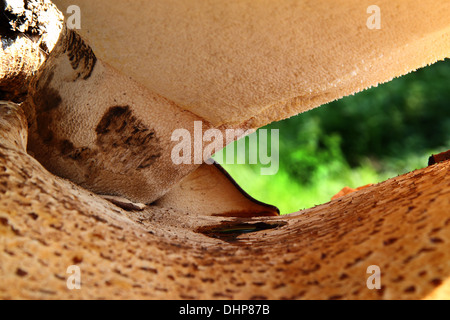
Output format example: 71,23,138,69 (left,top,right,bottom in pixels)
217,59,450,214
